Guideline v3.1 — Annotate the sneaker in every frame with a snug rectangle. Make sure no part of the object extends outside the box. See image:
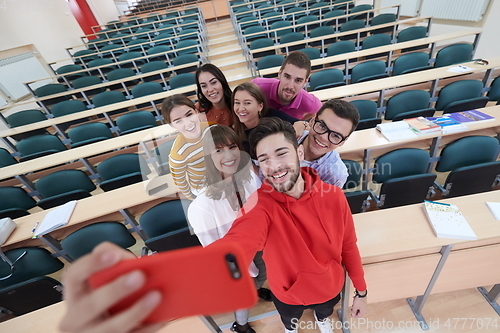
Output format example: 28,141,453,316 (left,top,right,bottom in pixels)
230,322,256,333
314,311,333,333
284,328,298,333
